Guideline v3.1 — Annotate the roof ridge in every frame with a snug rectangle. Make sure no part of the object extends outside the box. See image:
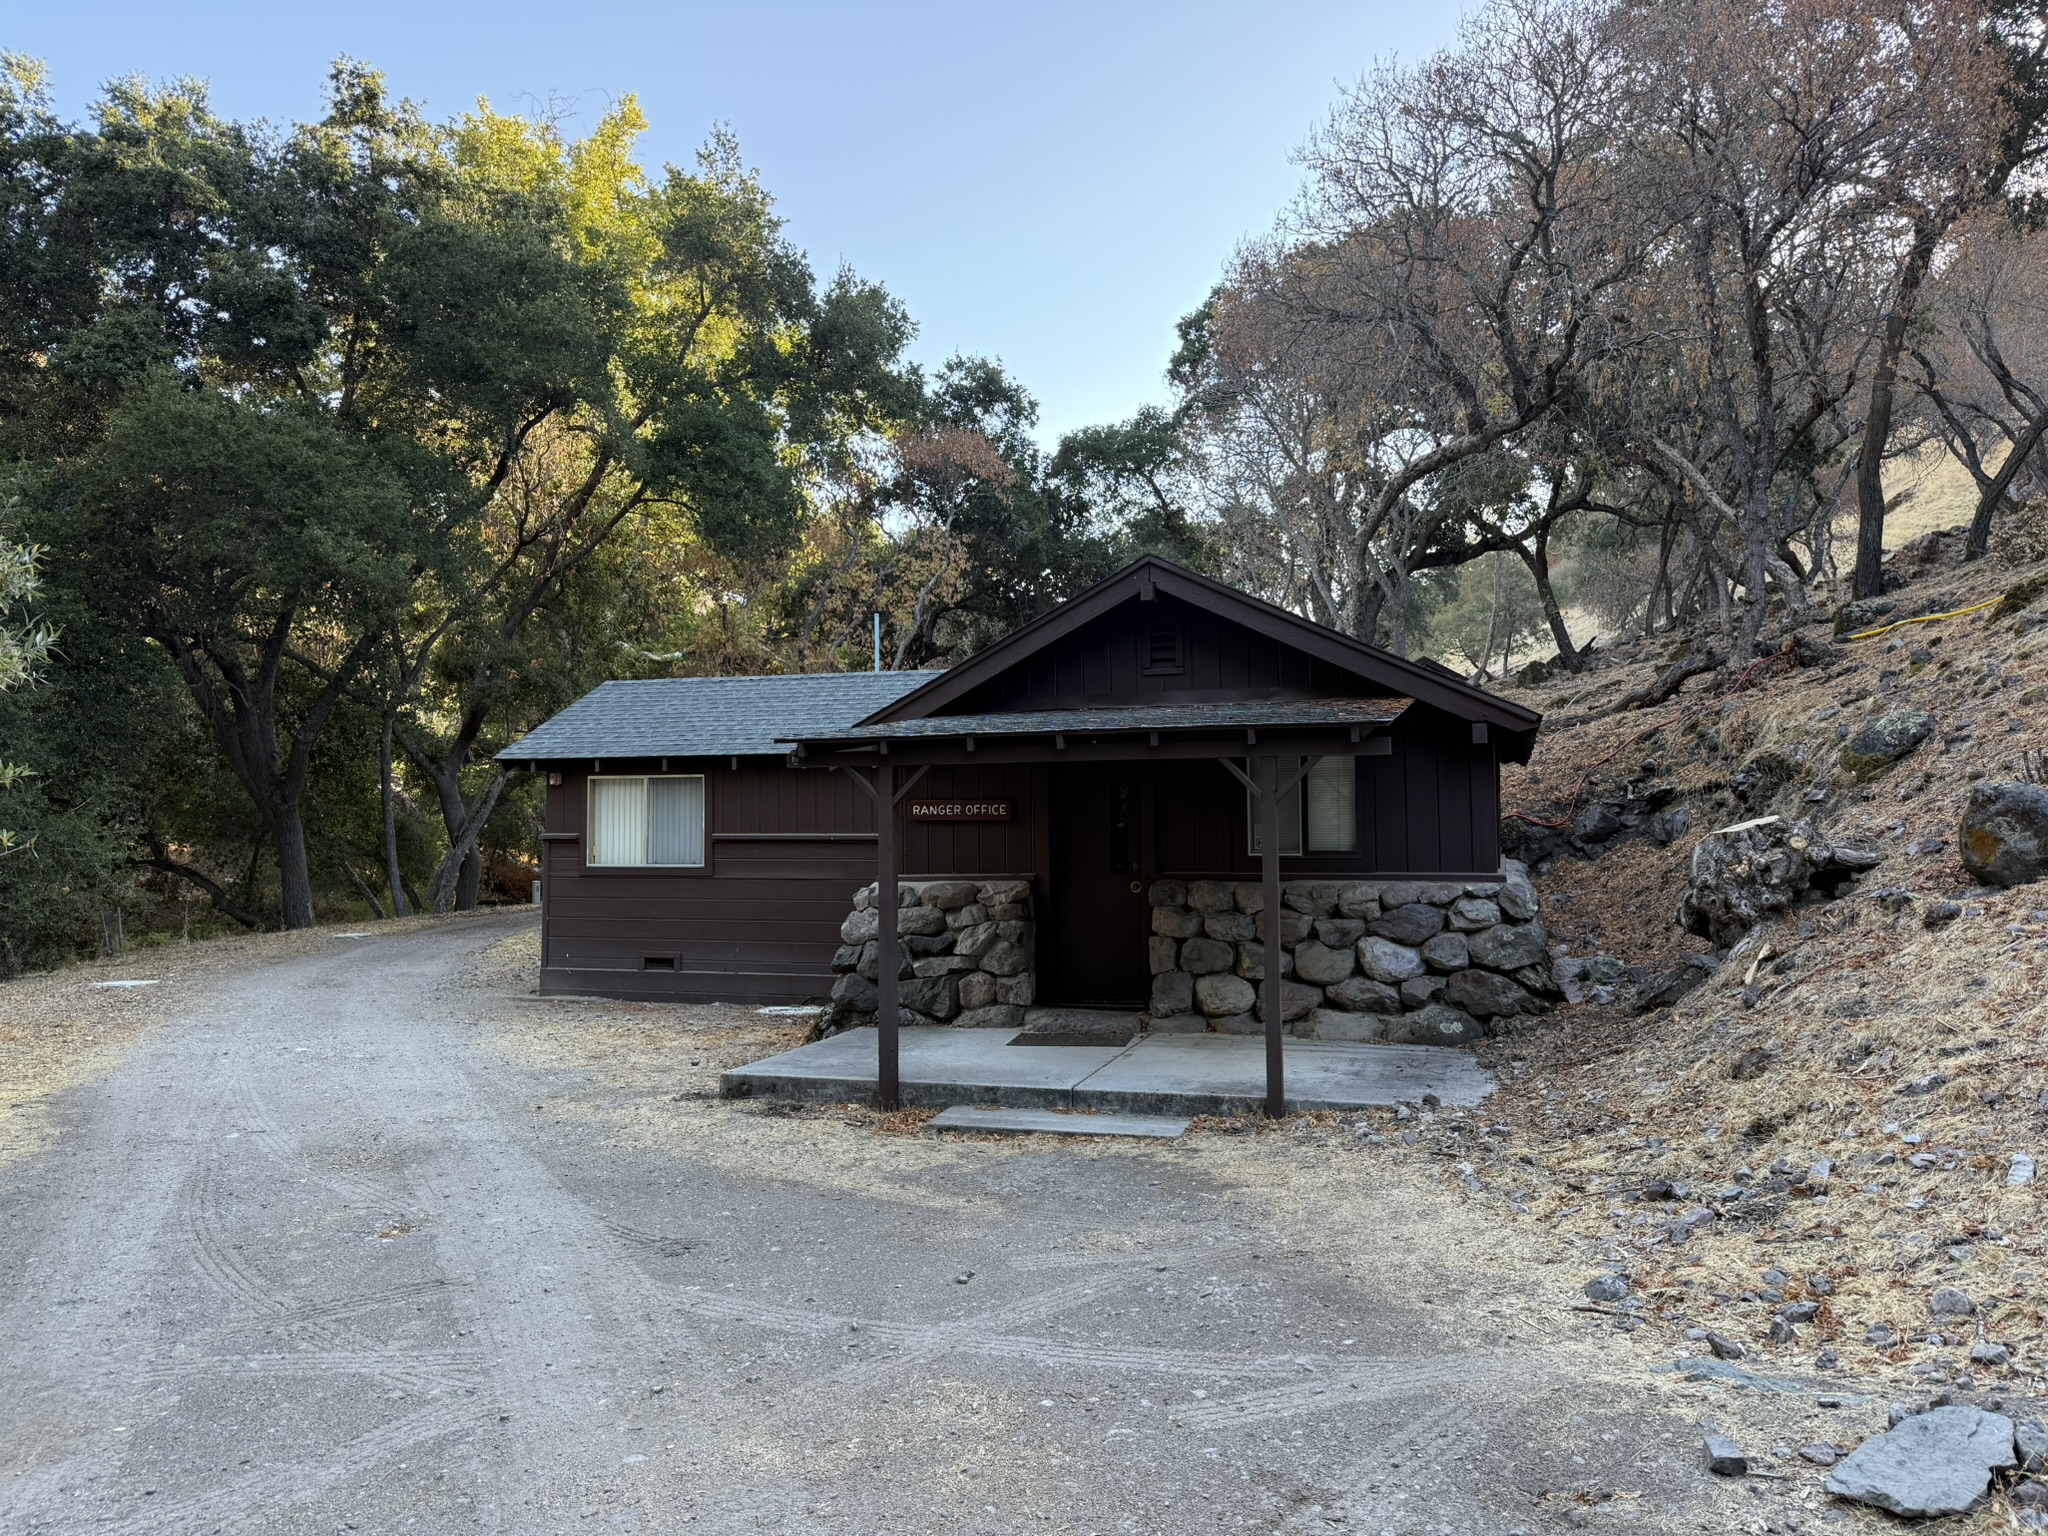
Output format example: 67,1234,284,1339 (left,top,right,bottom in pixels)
598,669,946,686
